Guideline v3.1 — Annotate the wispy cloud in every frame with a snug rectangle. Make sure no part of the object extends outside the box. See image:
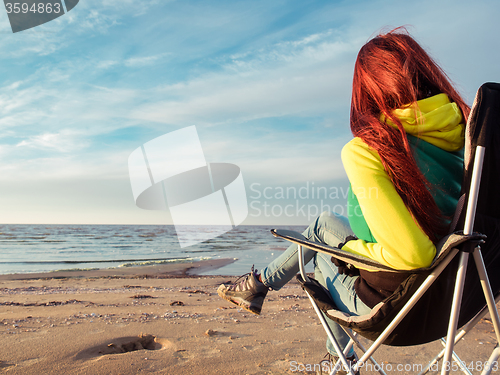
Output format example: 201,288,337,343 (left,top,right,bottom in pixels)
0,22,359,139
124,53,171,68
131,30,359,125
16,131,89,153
0,0,498,223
